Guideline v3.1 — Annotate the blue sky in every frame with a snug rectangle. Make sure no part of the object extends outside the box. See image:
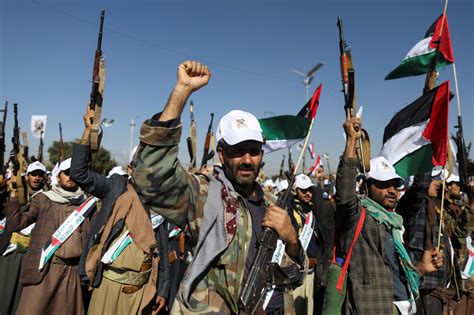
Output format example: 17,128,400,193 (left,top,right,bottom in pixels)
1,0,472,175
